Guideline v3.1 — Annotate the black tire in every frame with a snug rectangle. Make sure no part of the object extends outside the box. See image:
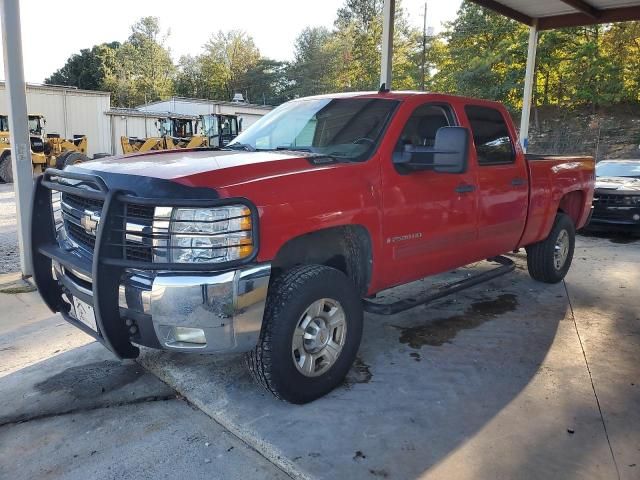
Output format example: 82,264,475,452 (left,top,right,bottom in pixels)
0,154,13,183
62,152,89,169
526,213,575,284
246,265,363,404
54,150,73,170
